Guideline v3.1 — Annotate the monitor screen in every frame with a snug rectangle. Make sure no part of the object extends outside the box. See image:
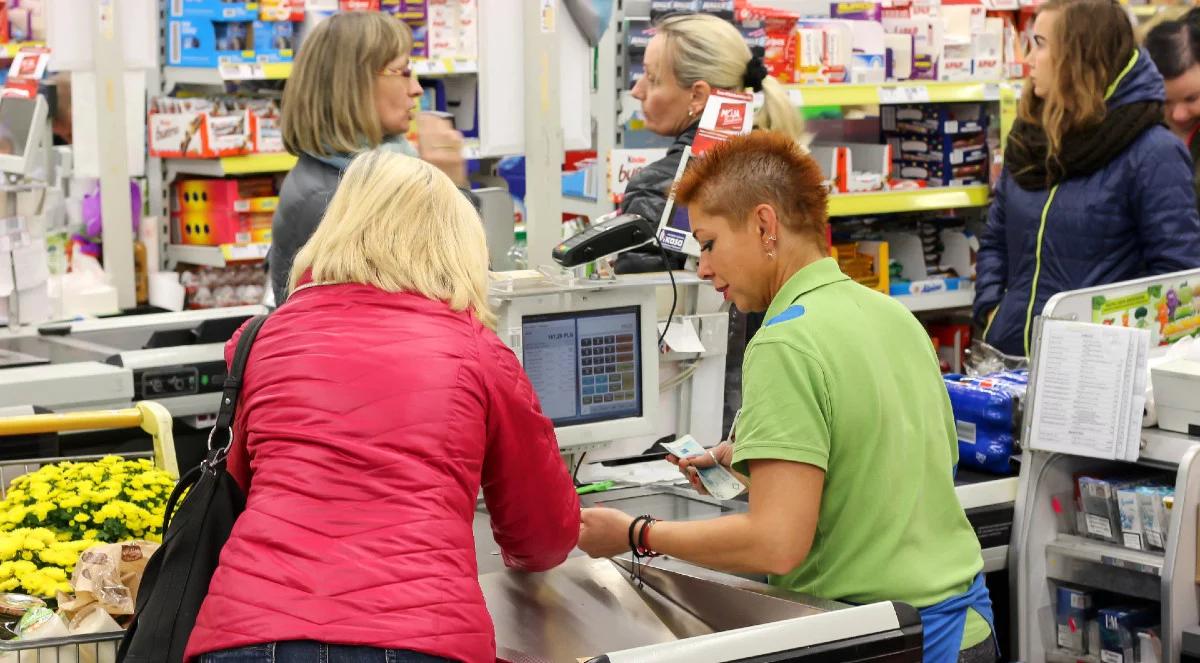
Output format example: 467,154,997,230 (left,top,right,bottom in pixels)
0,97,35,159
521,305,643,427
